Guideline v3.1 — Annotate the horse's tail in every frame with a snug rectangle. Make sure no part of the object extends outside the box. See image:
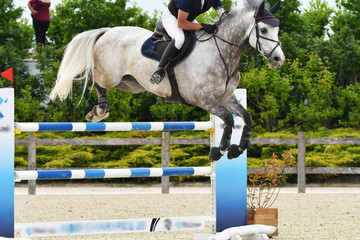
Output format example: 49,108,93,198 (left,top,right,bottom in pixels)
49,27,110,101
